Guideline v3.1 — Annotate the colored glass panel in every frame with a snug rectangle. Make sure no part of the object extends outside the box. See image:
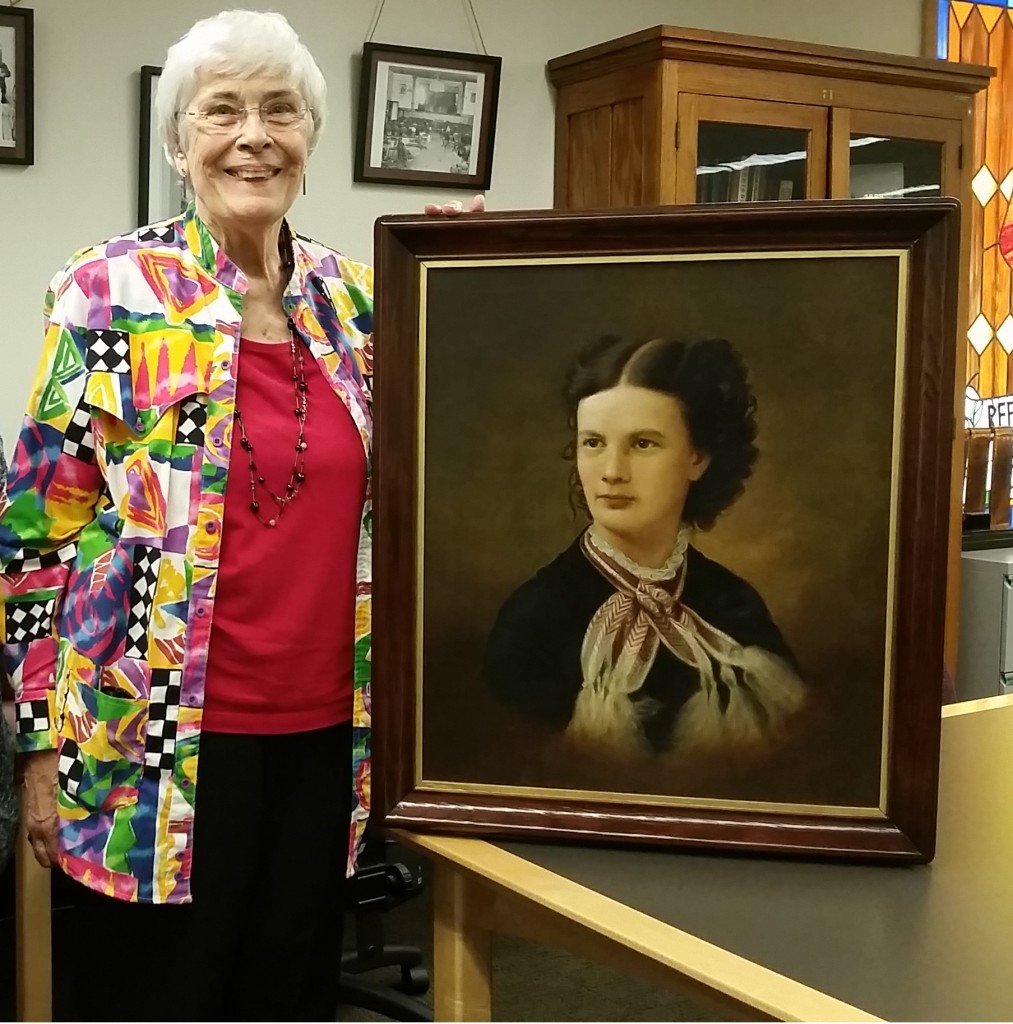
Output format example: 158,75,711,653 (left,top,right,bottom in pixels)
942,0,1013,521
941,0,1013,398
